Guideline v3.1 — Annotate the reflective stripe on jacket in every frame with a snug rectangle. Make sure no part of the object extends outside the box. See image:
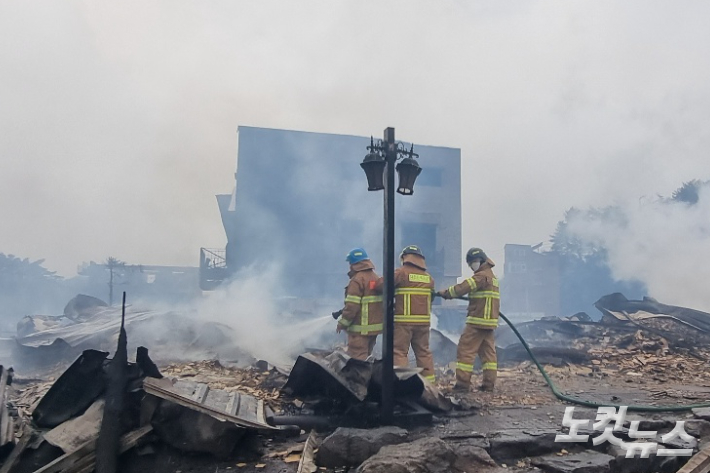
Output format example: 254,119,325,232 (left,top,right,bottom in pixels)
338,259,383,335
444,259,500,329
379,254,435,325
